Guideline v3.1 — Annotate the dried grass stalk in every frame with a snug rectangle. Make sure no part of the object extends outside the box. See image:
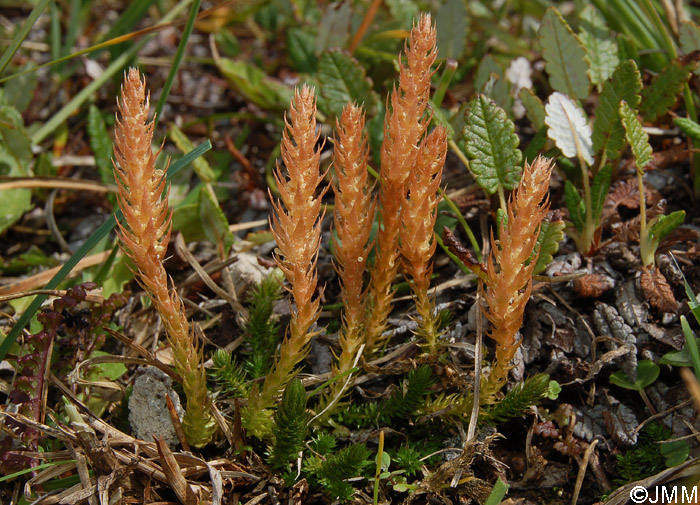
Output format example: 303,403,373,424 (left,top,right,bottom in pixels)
246,85,326,433
113,68,215,447
331,103,375,388
482,156,554,400
365,13,438,353
400,126,447,353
